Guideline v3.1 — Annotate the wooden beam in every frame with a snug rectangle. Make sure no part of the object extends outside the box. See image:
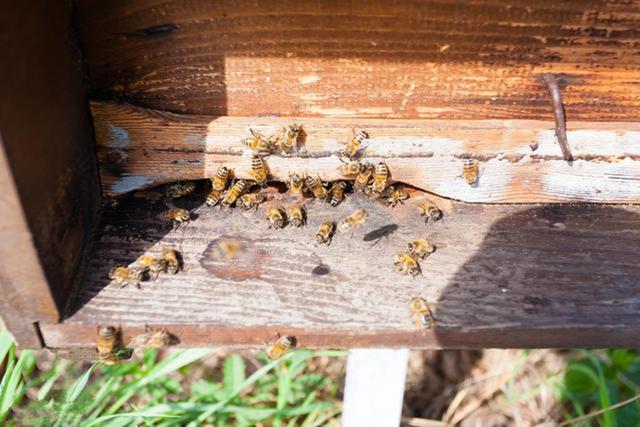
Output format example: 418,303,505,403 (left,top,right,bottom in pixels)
42,190,640,349
75,0,640,120
93,101,640,203
0,1,100,341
